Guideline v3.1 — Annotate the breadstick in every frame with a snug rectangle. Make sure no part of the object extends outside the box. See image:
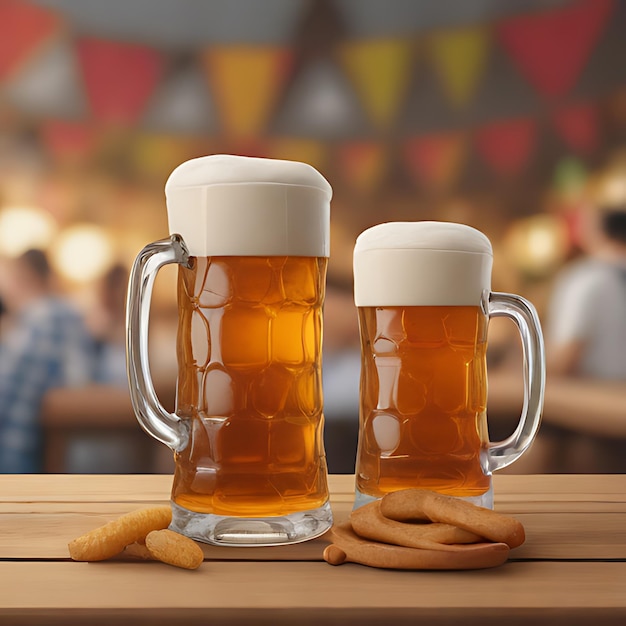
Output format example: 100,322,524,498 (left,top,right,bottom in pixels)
380,490,525,548
68,506,172,561
351,500,483,550
323,522,509,570
145,529,204,570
